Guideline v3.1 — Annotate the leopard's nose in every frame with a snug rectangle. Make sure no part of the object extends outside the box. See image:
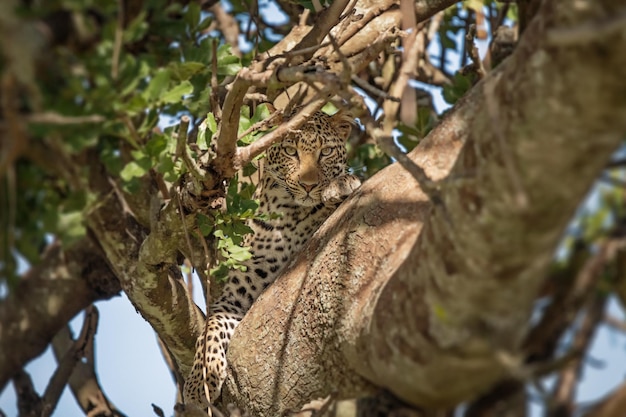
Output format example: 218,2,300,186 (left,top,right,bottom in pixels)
299,182,317,193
